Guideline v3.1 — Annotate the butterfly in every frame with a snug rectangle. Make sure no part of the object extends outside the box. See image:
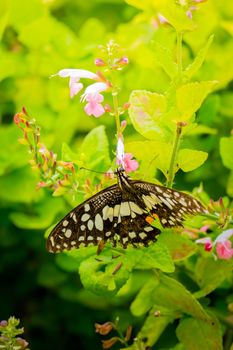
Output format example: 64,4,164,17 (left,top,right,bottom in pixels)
46,168,205,253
